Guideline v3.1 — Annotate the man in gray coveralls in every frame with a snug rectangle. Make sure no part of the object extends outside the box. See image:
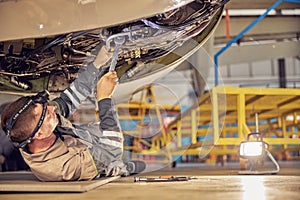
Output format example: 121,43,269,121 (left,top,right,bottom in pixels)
1,46,145,181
